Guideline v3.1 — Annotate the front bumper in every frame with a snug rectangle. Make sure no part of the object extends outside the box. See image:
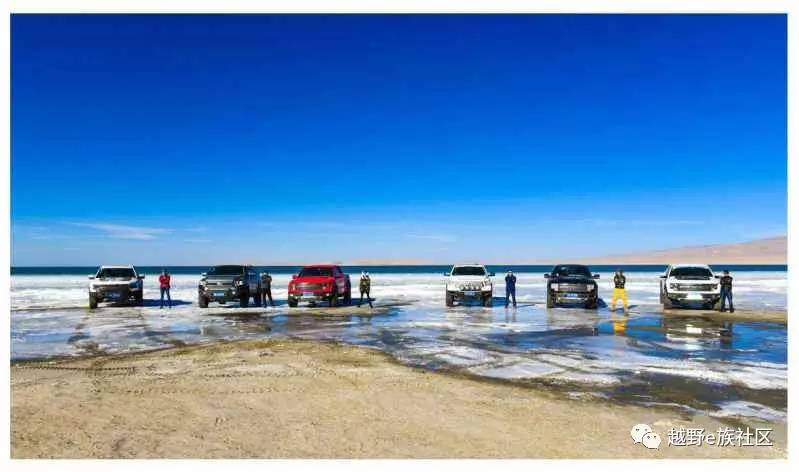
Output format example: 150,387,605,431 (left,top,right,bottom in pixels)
200,285,246,302
447,289,492,300
92,285,139,301
551,290,597,304
667,291,720,302
288,290,333,302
